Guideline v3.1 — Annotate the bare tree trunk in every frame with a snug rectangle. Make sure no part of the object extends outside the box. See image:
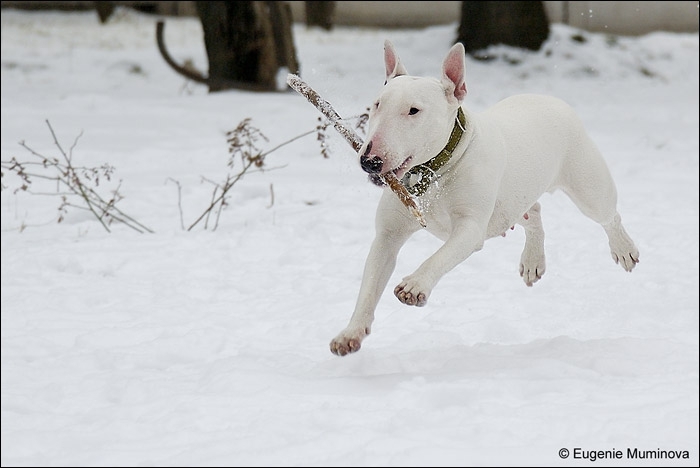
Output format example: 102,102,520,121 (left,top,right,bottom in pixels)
457,1,550,57
267,1,300,76
305,1,336,30
94,1,115,23
196,1,277,92
157,1,299,93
